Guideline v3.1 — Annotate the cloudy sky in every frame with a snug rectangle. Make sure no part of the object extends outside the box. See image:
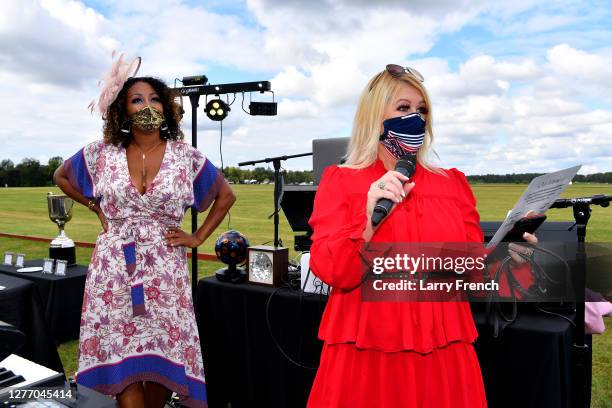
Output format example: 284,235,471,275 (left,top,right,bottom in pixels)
1,0,611,174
